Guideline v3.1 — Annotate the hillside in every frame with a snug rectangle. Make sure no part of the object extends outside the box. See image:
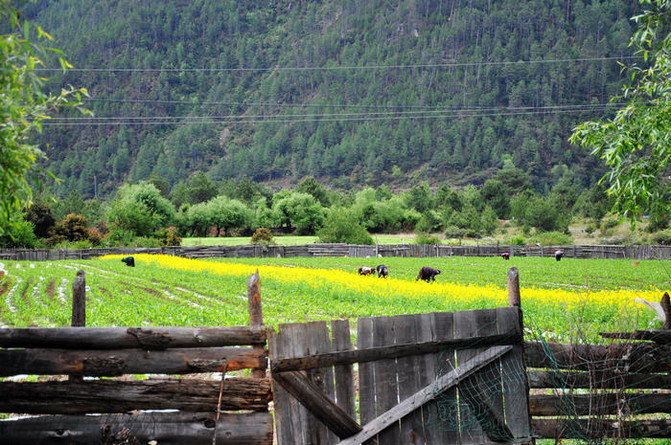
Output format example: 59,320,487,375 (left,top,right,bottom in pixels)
26,0,640,198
